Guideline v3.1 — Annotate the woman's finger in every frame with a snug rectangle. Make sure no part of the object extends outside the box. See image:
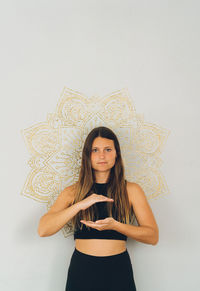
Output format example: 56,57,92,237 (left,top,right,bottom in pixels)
94,220,104,224
99,196,114,202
